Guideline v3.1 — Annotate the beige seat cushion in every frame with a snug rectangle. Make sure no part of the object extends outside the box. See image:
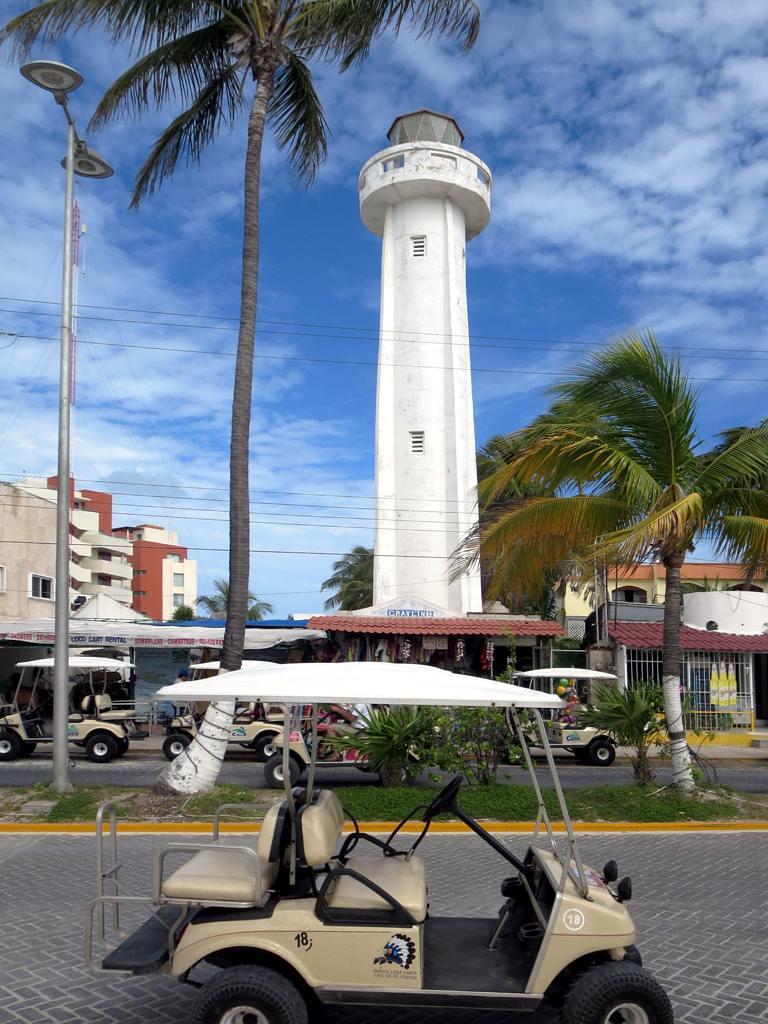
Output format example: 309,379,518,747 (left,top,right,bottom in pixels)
162,837,277,905
298,790,345,867
328,854,427,922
